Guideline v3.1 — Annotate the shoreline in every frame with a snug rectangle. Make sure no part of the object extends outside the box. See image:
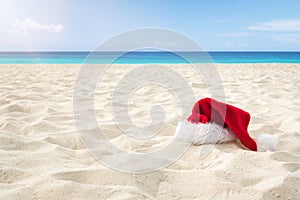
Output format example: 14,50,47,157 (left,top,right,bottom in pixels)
1,63,300,66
